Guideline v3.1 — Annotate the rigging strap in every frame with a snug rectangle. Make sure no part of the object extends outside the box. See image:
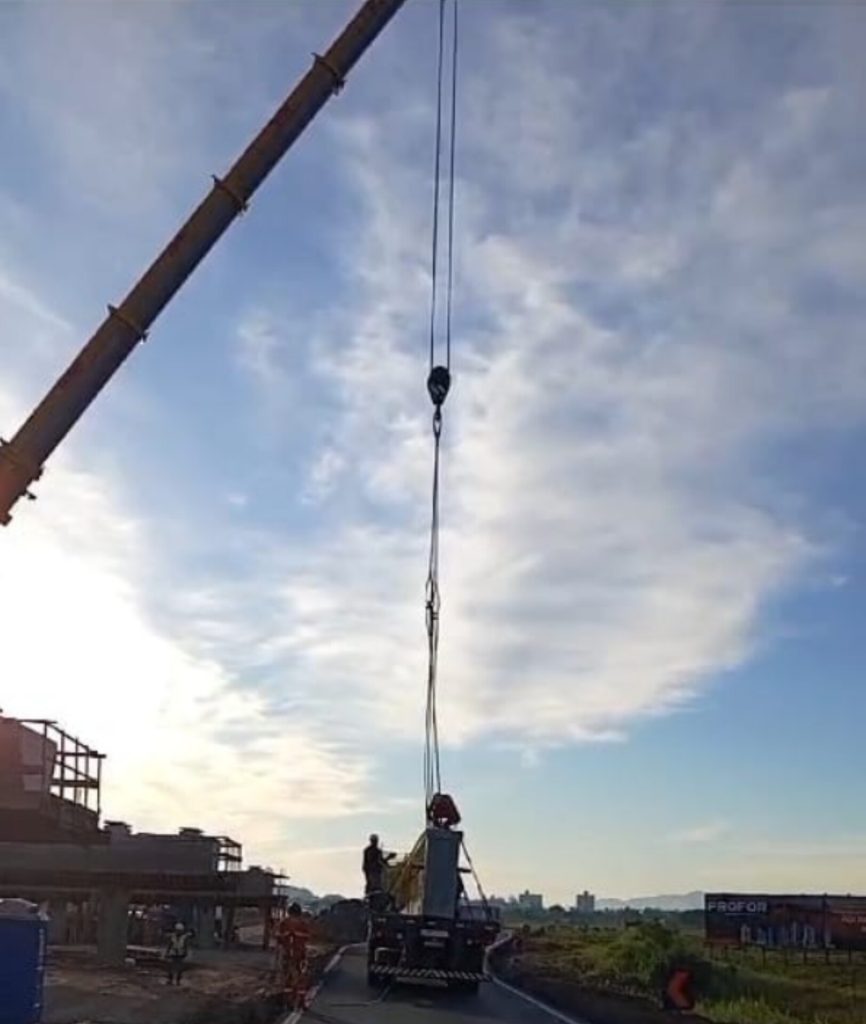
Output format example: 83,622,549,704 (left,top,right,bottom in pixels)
461,837,493,919
424,390,447,804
